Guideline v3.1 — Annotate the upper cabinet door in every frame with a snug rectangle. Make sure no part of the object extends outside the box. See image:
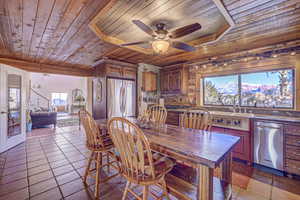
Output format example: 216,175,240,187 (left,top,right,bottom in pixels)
0,64,28,153
142,72,157,92
160,64,187,95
